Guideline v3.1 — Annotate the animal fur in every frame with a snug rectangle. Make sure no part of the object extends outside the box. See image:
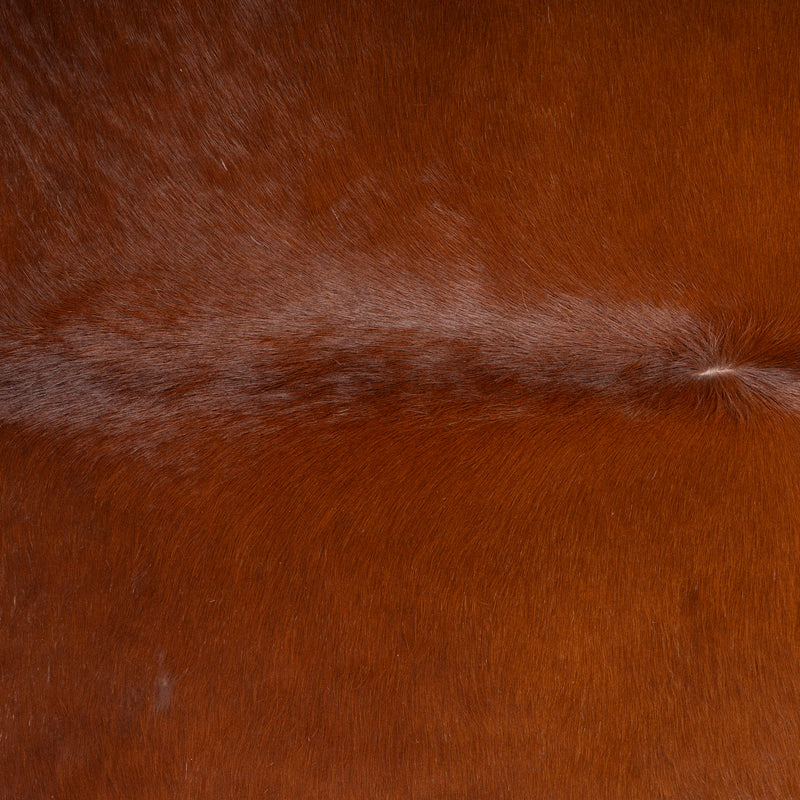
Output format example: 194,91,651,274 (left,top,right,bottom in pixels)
3,1,800,797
